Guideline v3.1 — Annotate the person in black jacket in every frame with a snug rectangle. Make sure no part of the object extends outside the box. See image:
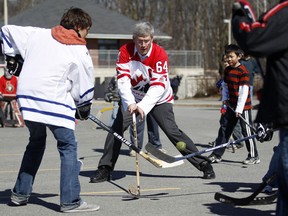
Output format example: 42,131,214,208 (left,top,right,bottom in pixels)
170,75,183,100
232,1,288,215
